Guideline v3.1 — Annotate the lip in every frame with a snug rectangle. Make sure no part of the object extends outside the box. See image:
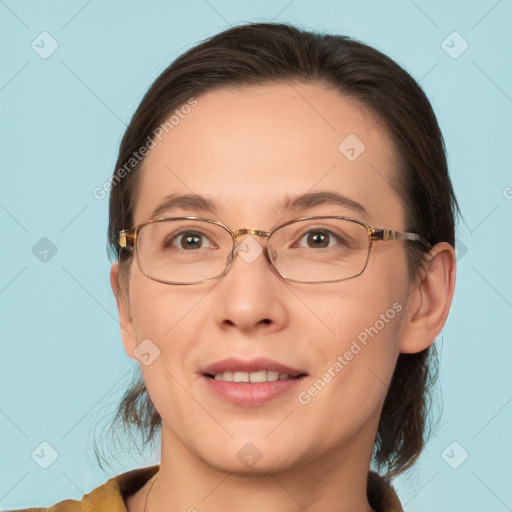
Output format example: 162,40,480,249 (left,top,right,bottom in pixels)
201,357,306,377
200,357,308,407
